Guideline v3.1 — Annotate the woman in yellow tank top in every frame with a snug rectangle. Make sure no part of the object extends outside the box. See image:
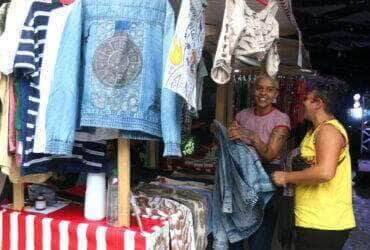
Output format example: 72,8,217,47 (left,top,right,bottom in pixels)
271,77,355,250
